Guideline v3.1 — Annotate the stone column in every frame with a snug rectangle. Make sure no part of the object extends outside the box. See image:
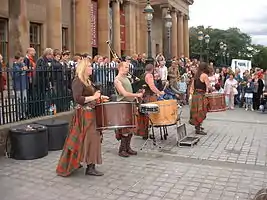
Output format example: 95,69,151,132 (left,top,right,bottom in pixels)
171,9,177,57
46,0,62,50
75,0,92,54
183,15,190,58
98,0,109,56
161,6,169,59
136,5,146,54
112,0,121,57
124,1,136,56
8,0,29,59
177,11,184,57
